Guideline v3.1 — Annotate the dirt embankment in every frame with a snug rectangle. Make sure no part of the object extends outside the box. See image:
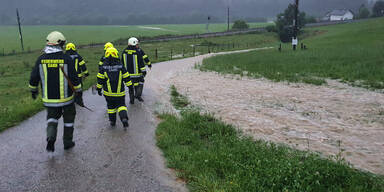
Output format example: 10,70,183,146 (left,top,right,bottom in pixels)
169,66,384,175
